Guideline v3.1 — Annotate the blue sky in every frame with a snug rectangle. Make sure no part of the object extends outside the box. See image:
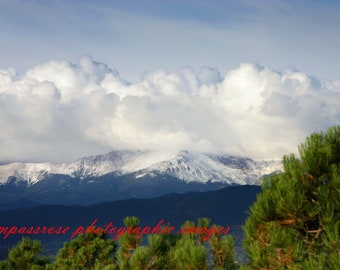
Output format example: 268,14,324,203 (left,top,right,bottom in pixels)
1,0,339,81
0,0,340,162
